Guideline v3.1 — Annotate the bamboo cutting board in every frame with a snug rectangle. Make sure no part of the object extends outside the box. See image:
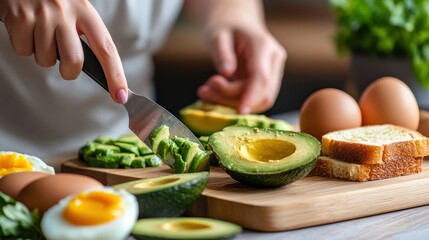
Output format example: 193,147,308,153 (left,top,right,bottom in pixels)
61,159,429,232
